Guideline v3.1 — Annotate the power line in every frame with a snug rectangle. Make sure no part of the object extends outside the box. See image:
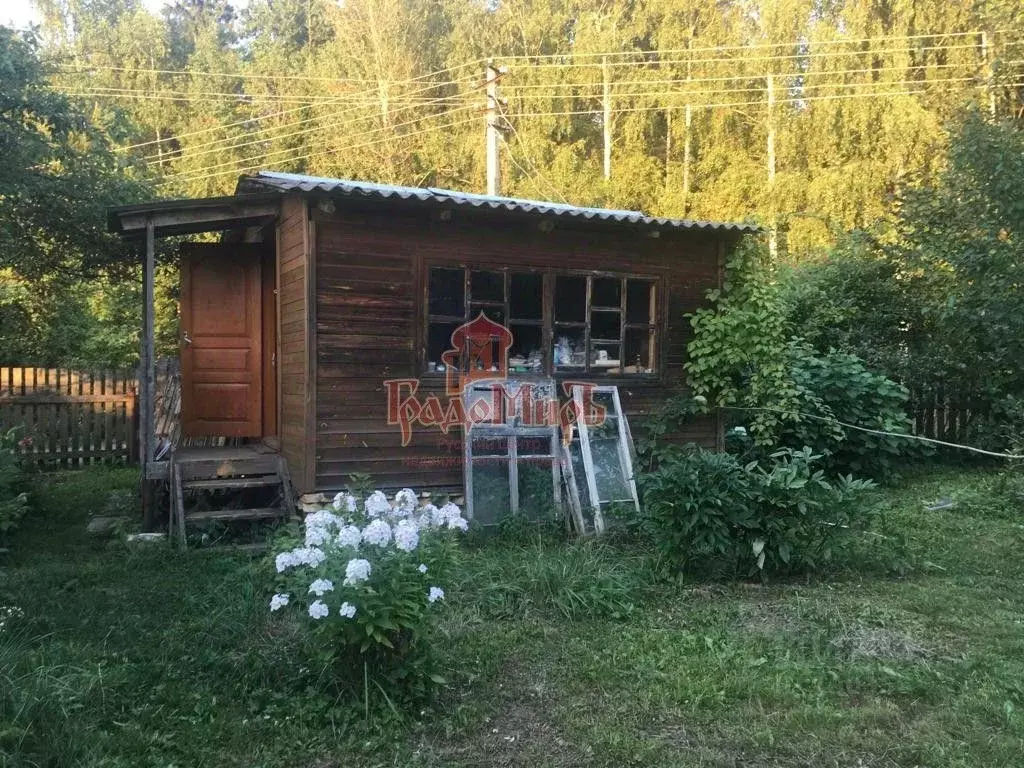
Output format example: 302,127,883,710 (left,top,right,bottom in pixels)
502,61,977,92
496,29,993,62
507,80,1023,118
159,102,481,185
115,67,481,153
169,113,482,189
146,88,481,166
516,41,986,72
